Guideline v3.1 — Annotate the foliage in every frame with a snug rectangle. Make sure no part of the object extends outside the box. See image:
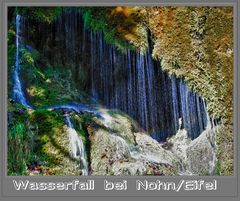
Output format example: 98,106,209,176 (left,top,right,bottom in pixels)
28,109,82,175
72,115,87,141
81,7,130,52
15,7,63,23
30,110,63,134
7,102,67,175
16,45,89,108
7,28,17,98
7,103,35,175
81,7,147,52
22,46,40,65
